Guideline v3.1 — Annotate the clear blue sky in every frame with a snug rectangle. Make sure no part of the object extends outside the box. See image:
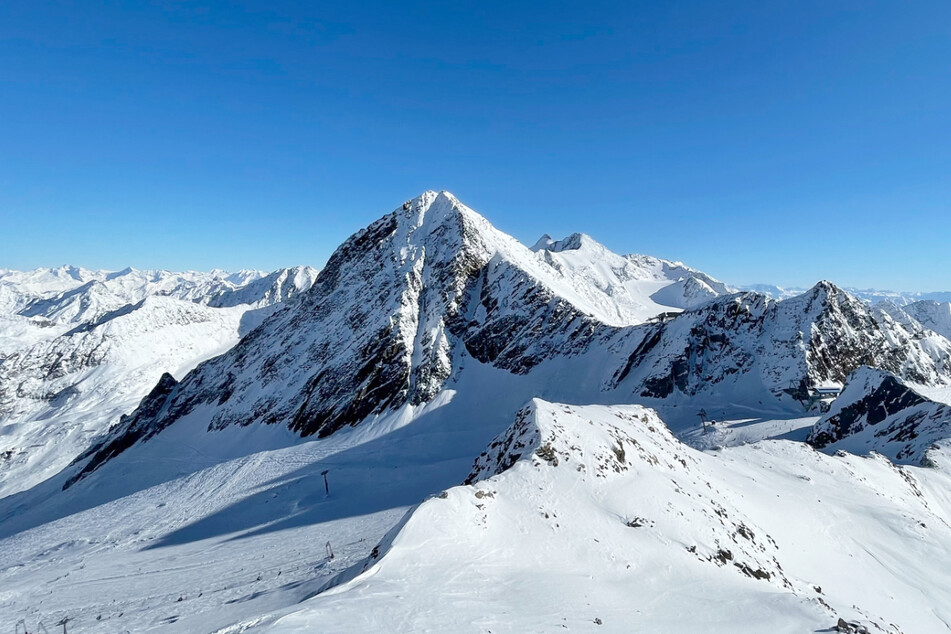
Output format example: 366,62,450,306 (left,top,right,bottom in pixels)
1,1,948,290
